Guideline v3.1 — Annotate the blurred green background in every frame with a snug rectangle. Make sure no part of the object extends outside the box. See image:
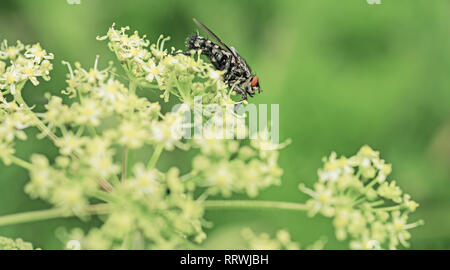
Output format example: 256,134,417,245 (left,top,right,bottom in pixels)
1,0,449,249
